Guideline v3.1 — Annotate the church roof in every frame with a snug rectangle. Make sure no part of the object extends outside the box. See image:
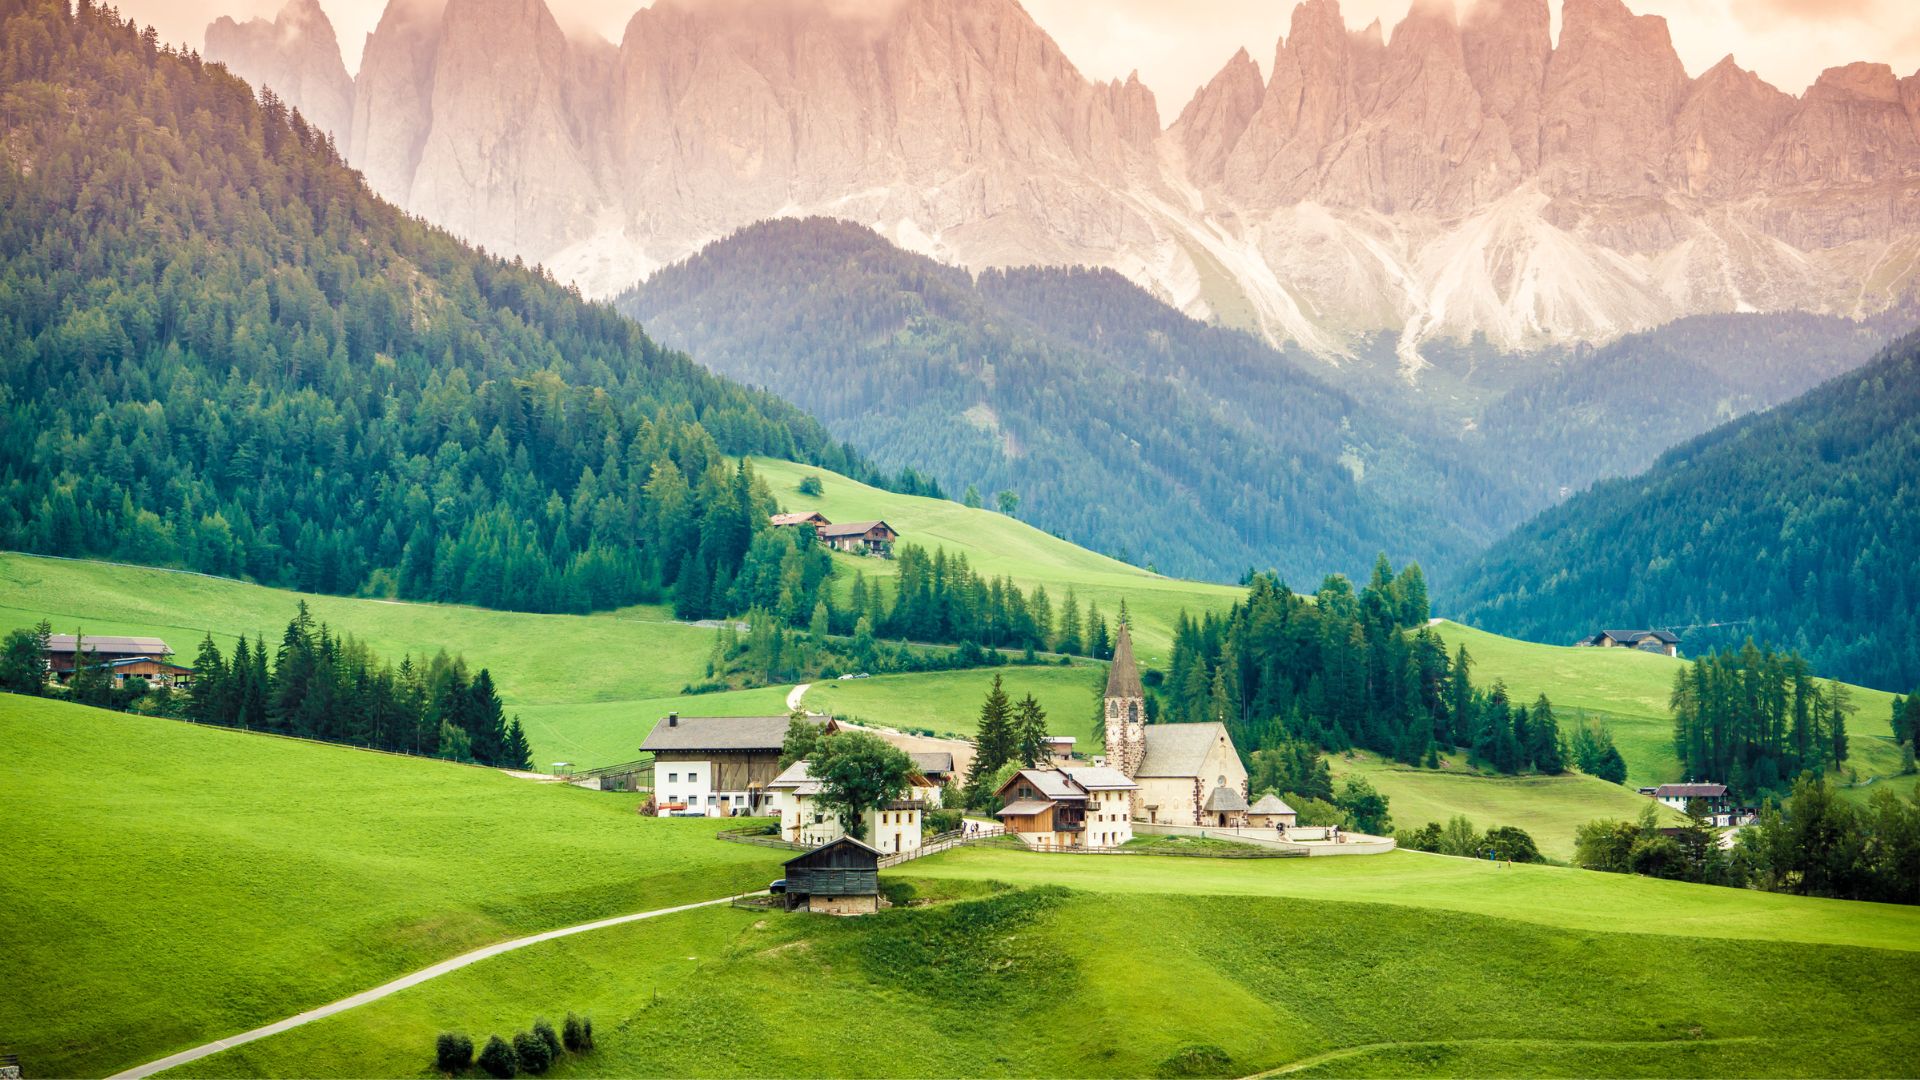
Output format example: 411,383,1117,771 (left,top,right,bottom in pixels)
1137,722,1234,778
1203,785,1250,813
1249,793,1296,815
1105,620,1143,699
